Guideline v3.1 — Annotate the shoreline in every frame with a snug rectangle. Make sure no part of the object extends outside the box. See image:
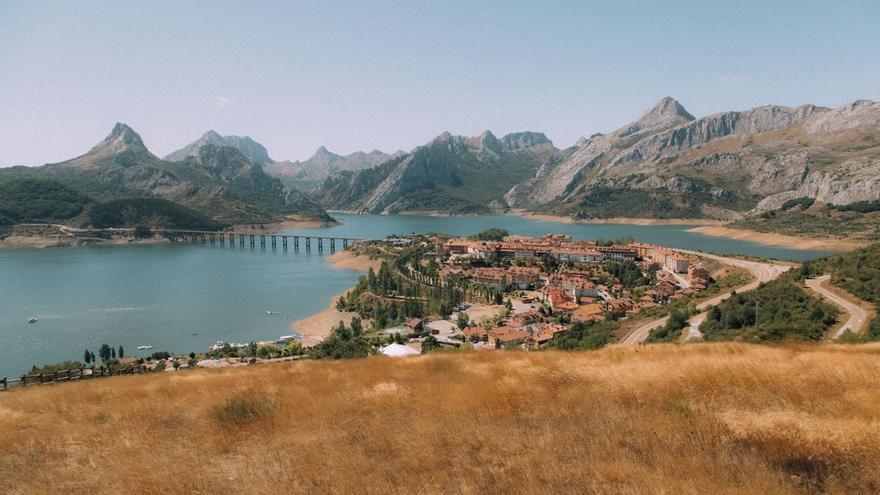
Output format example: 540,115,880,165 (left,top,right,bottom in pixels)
292,251,382,346
687,225,868,251
508,210,726,226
